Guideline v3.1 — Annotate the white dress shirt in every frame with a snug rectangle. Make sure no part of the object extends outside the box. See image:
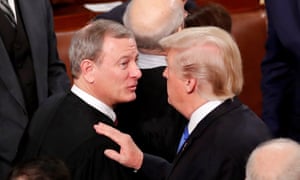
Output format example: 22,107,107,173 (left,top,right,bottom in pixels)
137,52,167,69
71,85,116,123
8,0,17,22
188,100,224,134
